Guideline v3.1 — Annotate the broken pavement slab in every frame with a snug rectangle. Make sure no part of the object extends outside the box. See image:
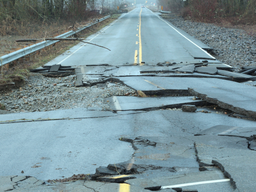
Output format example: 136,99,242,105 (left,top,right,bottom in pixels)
194,136,247,166
175,64,195,73
30,65,75,77
5,178,144,192
193,136,256,191
182,105,197,112
195,125,256,138
0,176,15,191
0,108,119,123
117,77,232,93
96,174,136,183
127,170,233,192
2,109,255,181
207,63,233,71
217,70,256,82
0,110,136,180
195,66,218,75
110,96,205,111
188,78,256,119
